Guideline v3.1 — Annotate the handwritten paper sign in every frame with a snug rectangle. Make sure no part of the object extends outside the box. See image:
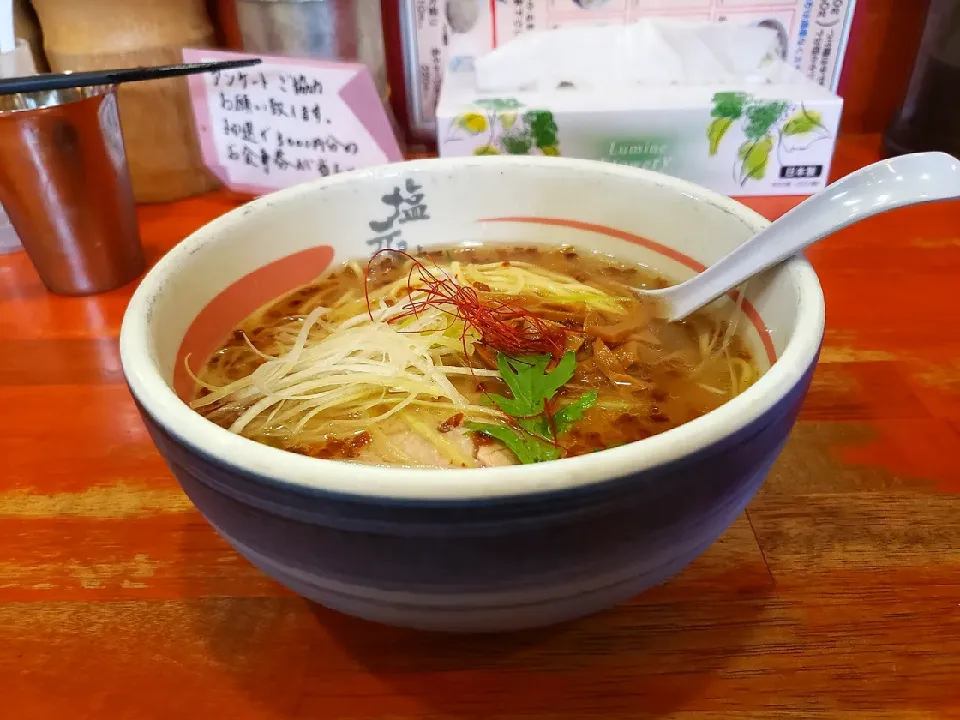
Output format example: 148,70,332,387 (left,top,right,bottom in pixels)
183,48,402,195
